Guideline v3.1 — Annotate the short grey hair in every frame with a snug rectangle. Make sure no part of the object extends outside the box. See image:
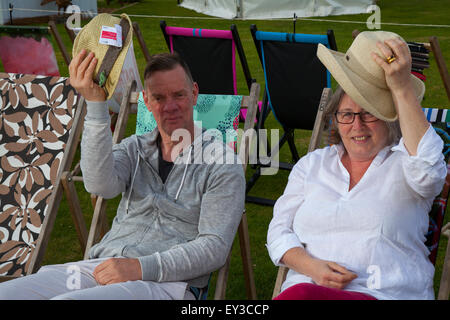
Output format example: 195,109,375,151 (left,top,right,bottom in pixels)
322,86,402,146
